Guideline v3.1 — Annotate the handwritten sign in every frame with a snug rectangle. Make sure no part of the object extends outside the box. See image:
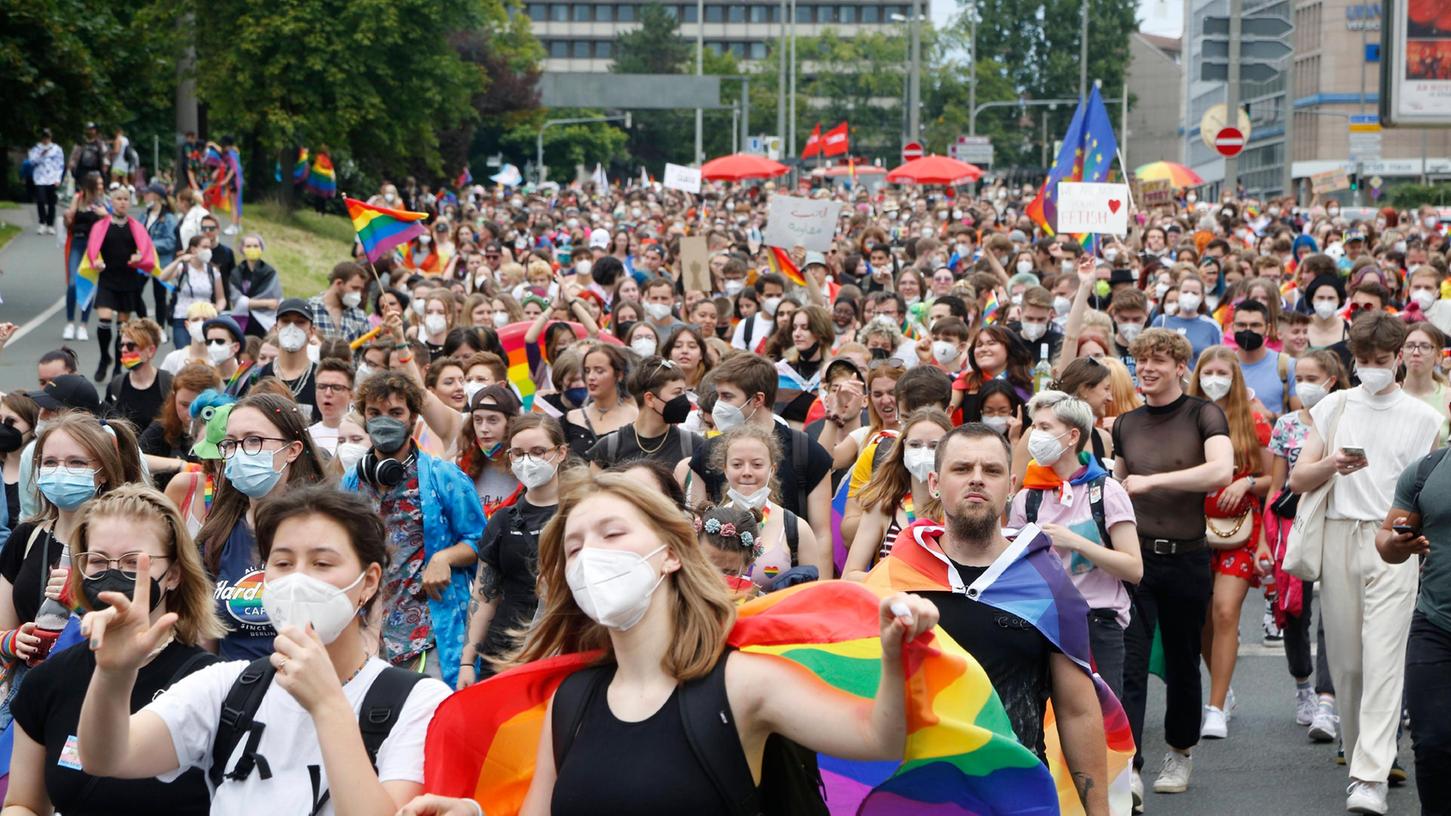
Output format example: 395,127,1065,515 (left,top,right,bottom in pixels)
663,163,702,194
763,194,842,252
1055,182,1130,236
680,236,711,293
1311,169,1351,195
1141,179,1175,208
